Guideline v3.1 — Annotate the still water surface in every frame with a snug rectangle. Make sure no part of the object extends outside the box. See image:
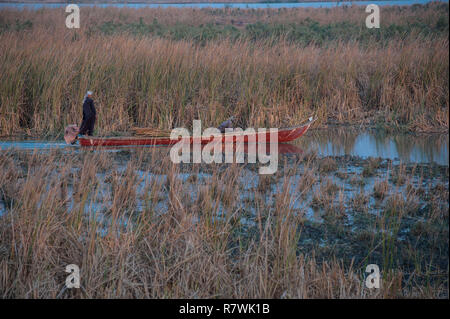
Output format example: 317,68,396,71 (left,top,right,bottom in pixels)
1,129,447,165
